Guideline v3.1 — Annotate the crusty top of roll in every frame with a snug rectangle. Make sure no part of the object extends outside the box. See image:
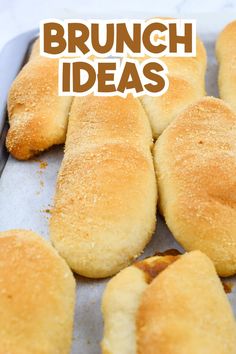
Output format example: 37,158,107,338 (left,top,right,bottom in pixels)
6,56,71,160
7,57,59,121
155,96,236,276
50,95,157,278
216,20,236,60
6,35,73,160
65,94,153,151
139,37,206,137
101,250,180,354
216,21,236,113
137,251,236,354
0,229,75,354
102,250,236,354
30,37,40,59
